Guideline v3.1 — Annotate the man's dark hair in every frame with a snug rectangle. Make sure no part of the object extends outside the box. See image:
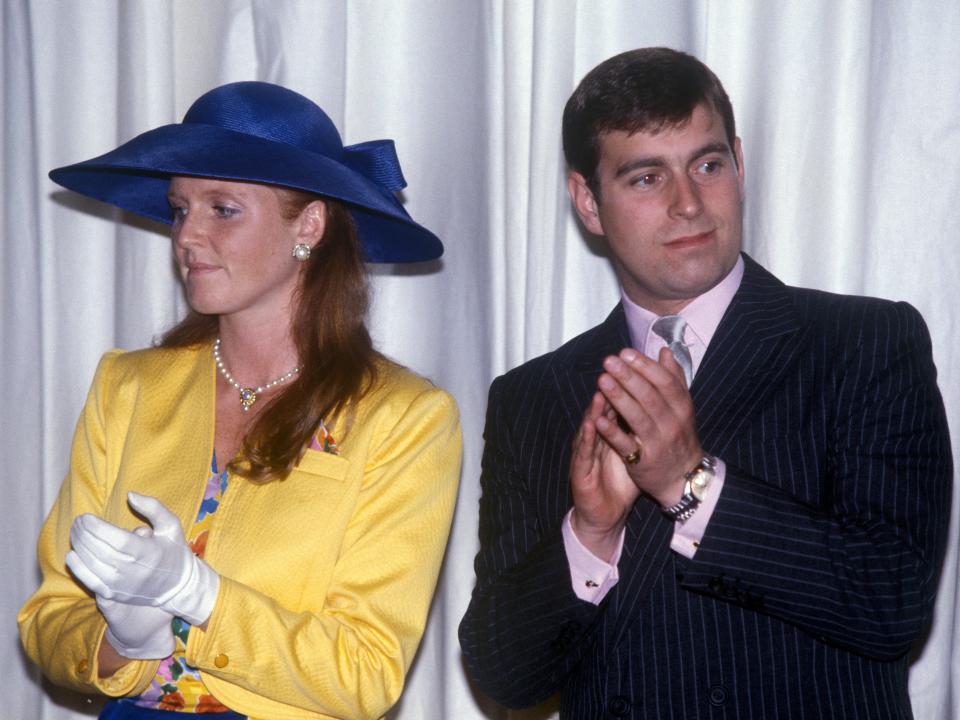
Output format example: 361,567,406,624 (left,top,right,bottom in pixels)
562,47,736,195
